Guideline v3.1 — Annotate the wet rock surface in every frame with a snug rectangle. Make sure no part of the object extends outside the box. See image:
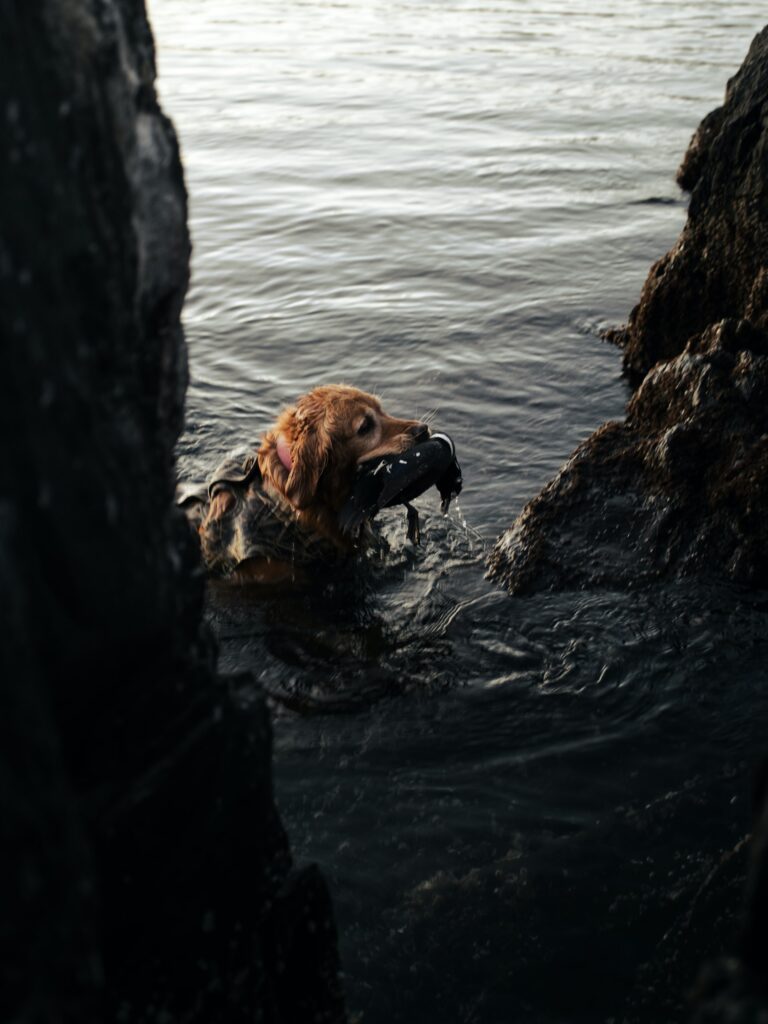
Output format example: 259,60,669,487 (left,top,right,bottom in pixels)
0,2,344,1021
488,317,768,594
488,26,768,597
617,25,768,384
